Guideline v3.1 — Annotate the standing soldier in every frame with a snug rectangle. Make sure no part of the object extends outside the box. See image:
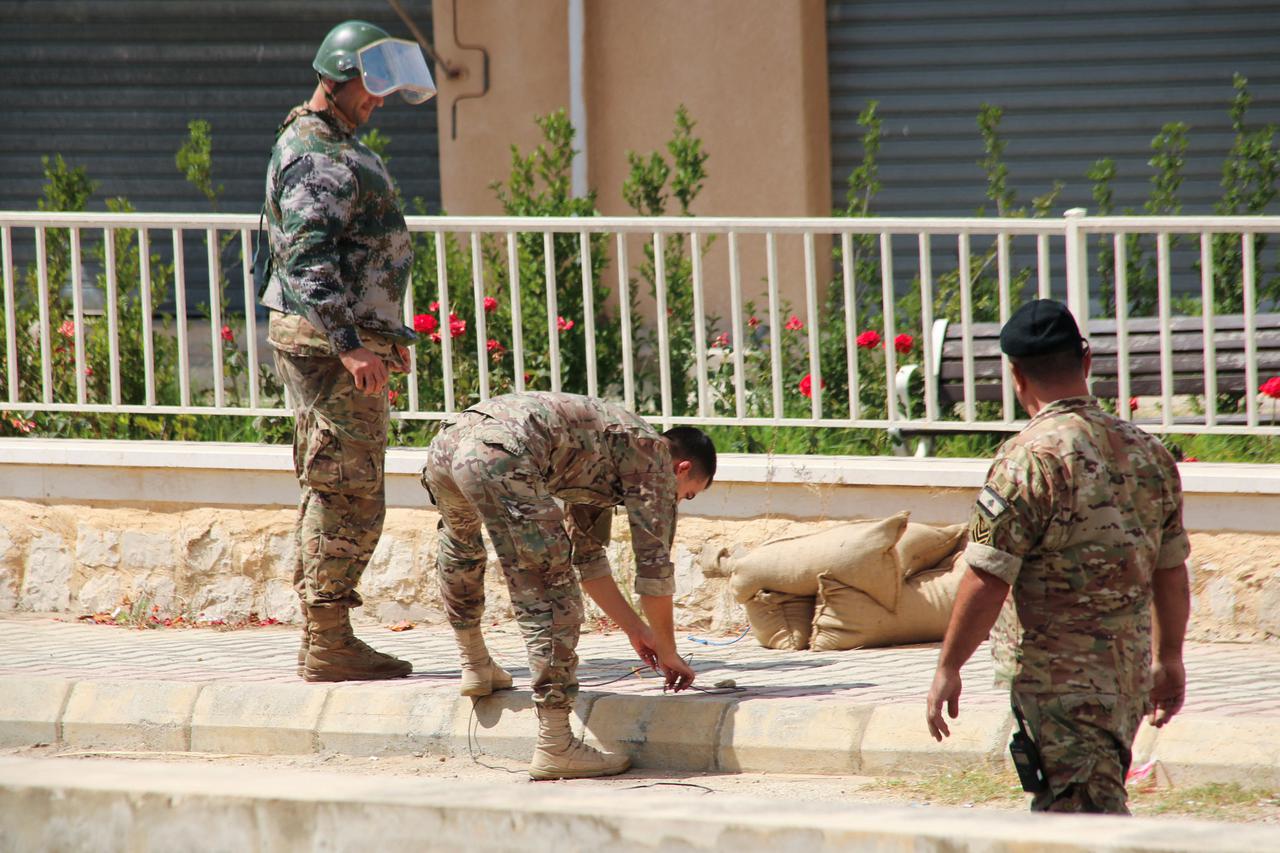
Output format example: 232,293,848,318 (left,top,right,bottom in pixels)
261,20,436,681
925,299,1192,814
422,392,715,780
